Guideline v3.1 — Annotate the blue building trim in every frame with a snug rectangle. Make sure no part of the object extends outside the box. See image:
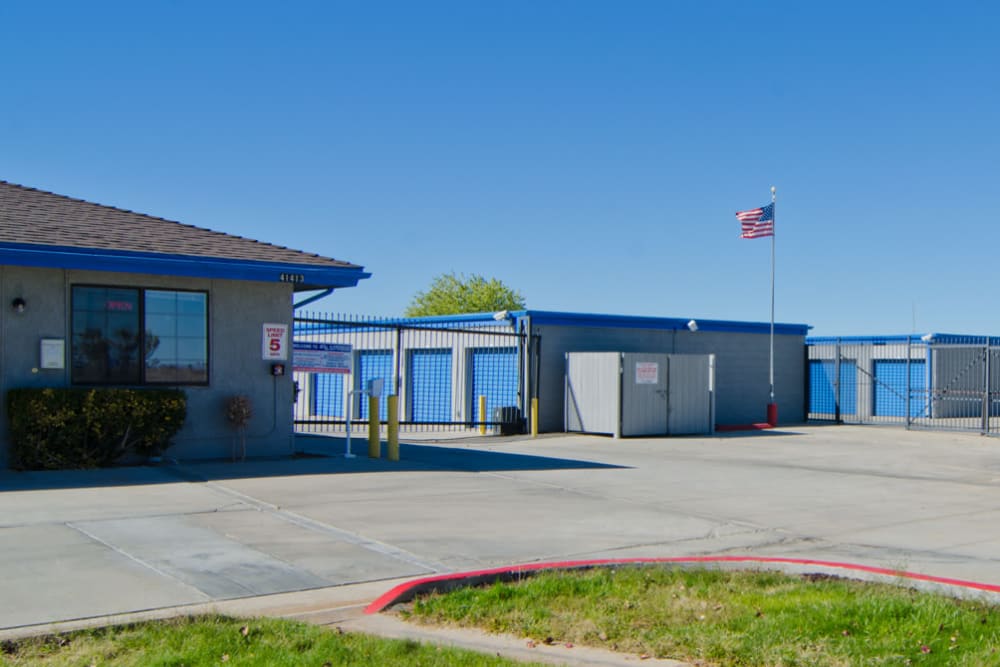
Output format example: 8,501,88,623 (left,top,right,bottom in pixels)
807,335,920,345
0,241,371,291
326,310,811,336
922,334,1000,346
808,334,1000,346
515,310,810,336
